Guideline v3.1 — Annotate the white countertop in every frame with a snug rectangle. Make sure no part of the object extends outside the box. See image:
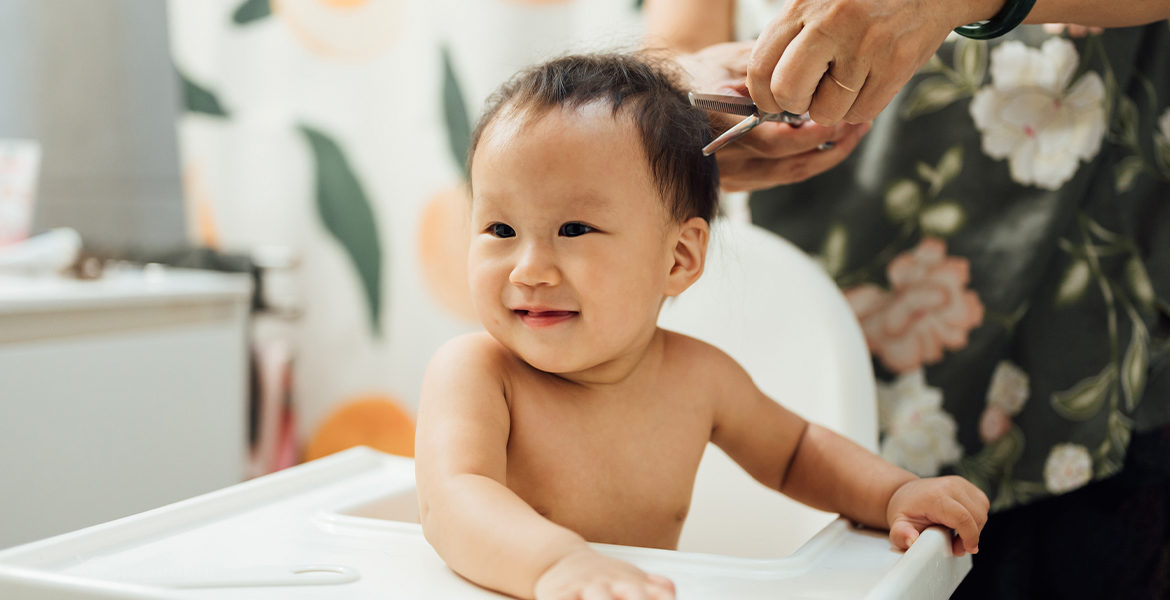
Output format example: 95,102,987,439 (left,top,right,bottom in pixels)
0,267,252,314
